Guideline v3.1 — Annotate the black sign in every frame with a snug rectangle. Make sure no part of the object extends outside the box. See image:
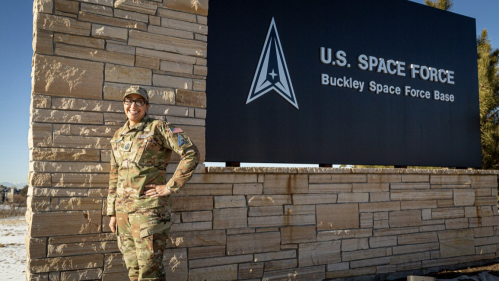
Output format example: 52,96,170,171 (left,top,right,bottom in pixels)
206,0,481,167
